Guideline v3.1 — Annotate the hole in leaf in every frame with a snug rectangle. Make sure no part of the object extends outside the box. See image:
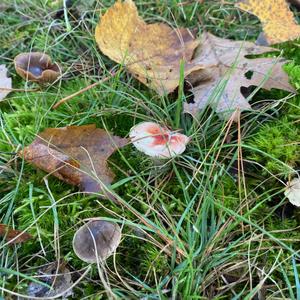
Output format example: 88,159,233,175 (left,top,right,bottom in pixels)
245,70,254,80
240,86,256,98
